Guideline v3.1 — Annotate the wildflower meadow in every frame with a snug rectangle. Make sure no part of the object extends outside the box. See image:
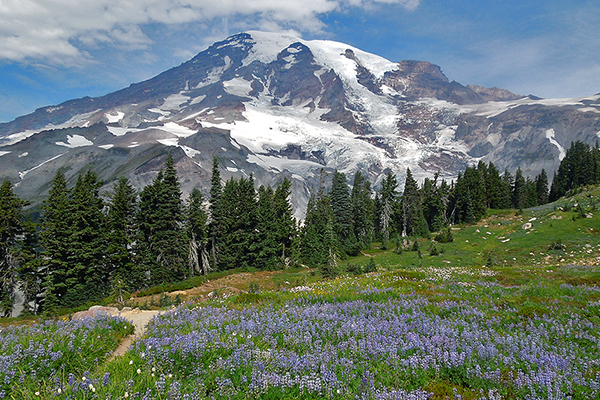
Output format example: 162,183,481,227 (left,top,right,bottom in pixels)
3,266,600,399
